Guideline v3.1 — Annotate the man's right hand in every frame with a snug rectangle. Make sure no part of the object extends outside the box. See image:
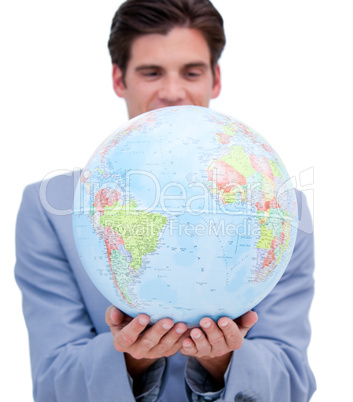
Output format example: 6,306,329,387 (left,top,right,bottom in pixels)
105,305,188,378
